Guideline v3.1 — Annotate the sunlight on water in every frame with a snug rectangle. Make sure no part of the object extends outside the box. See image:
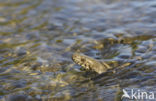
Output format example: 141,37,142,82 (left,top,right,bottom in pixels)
0,0,155,100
